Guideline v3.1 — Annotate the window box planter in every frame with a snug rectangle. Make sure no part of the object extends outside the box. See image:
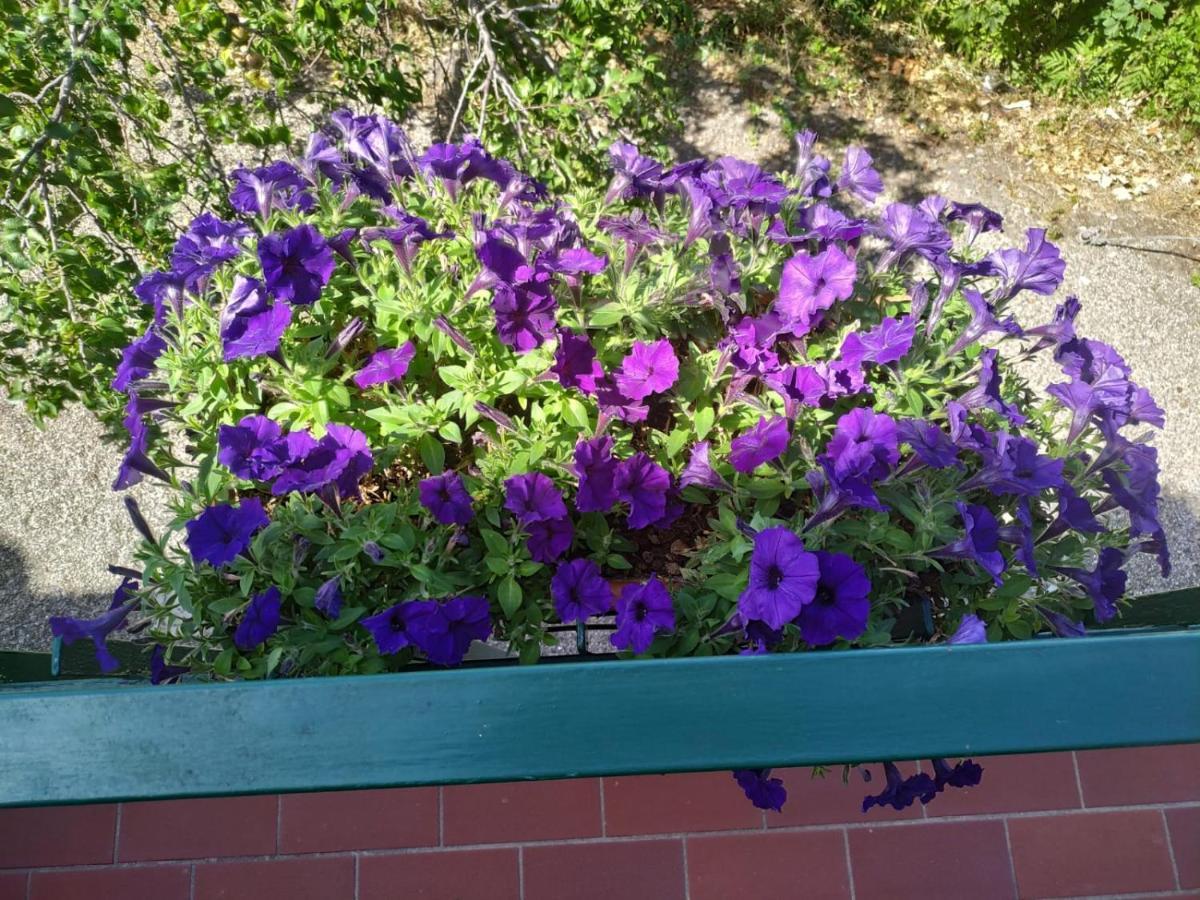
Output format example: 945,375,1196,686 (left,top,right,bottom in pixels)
0,591,1196,808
